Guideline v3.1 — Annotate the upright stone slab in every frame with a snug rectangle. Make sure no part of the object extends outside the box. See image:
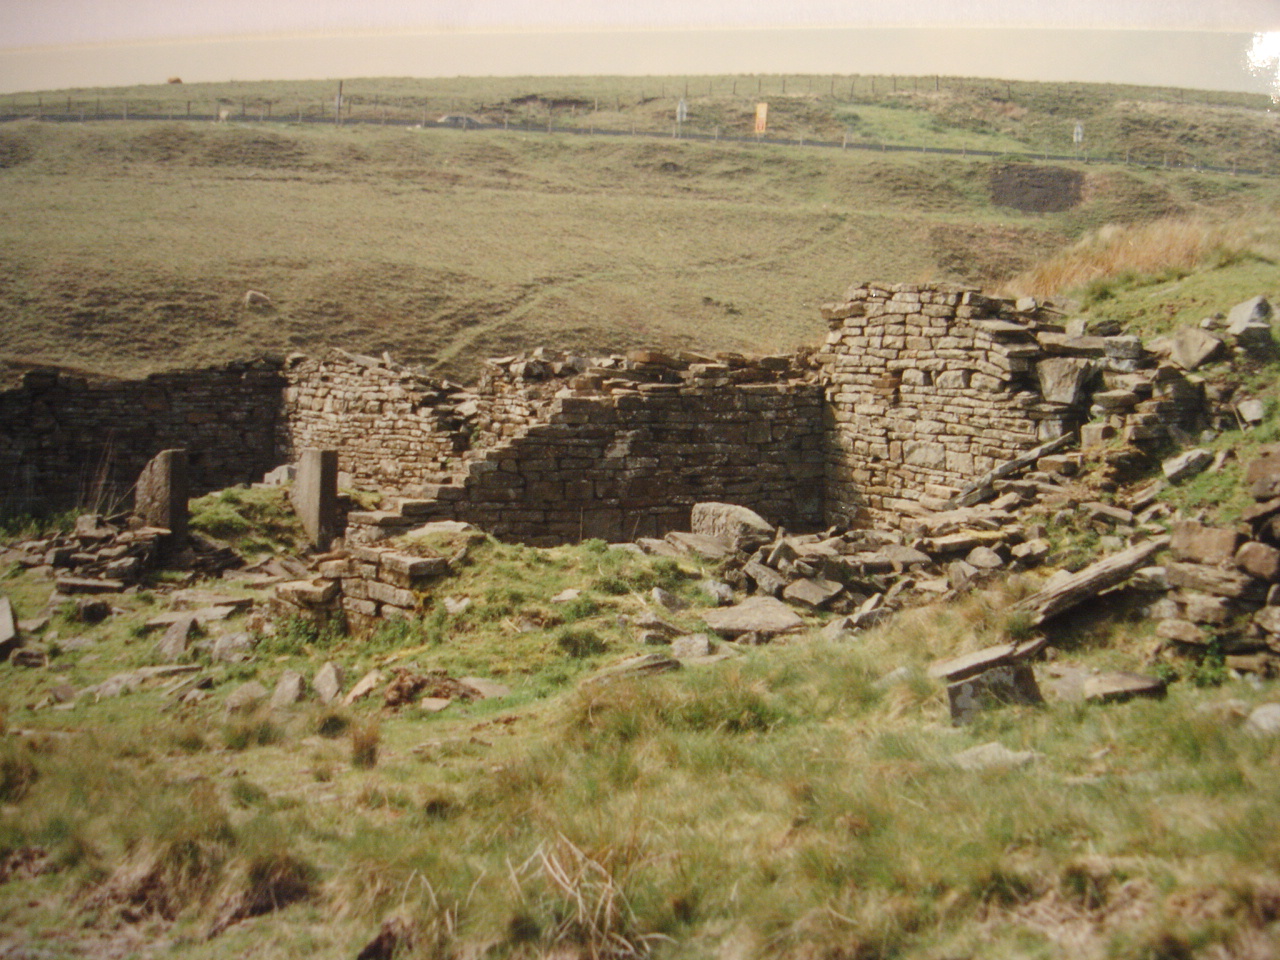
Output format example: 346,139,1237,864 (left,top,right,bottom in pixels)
135,448,188,560
291,449,339,551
